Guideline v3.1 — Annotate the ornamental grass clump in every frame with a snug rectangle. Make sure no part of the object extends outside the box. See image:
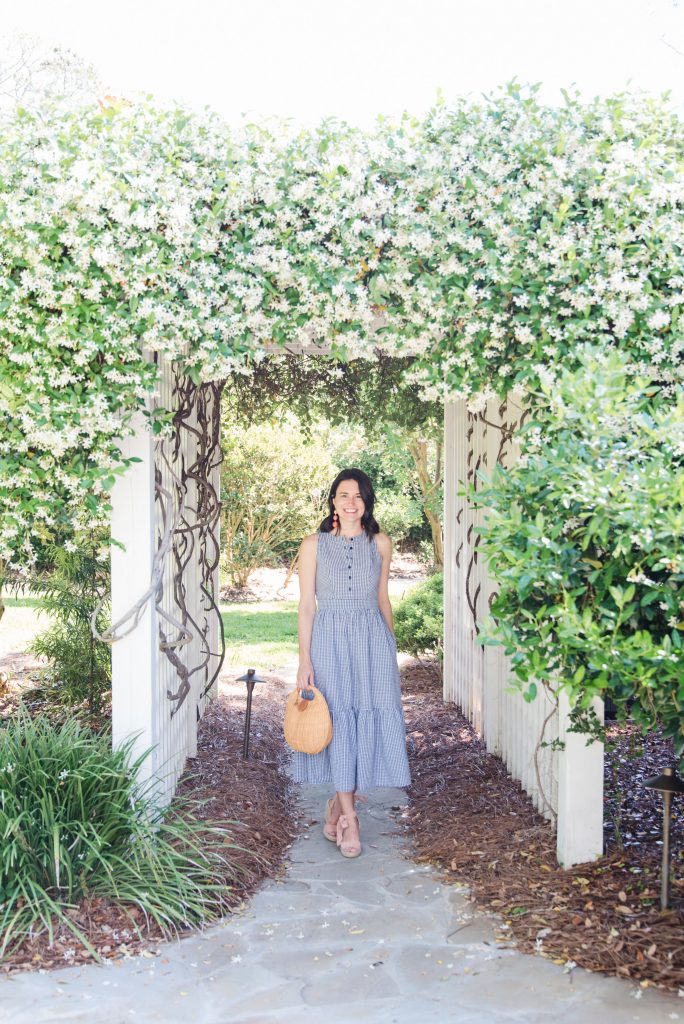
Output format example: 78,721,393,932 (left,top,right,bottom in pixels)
474,348,684,757
0,710,241,957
